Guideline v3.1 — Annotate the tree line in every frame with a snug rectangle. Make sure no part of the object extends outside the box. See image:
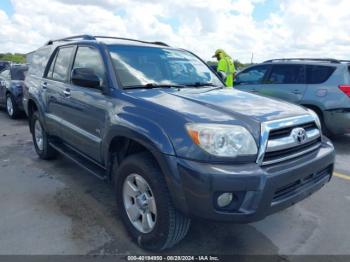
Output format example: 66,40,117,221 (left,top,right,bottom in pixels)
0,53,26,63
